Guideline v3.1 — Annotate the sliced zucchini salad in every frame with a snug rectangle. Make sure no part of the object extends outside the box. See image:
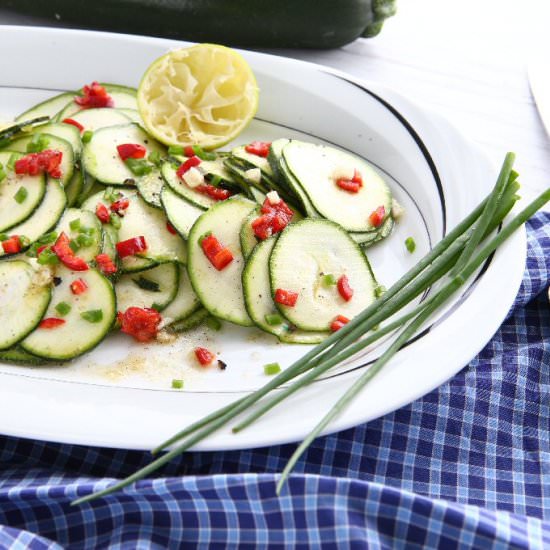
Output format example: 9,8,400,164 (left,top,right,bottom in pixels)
0,81,399,366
